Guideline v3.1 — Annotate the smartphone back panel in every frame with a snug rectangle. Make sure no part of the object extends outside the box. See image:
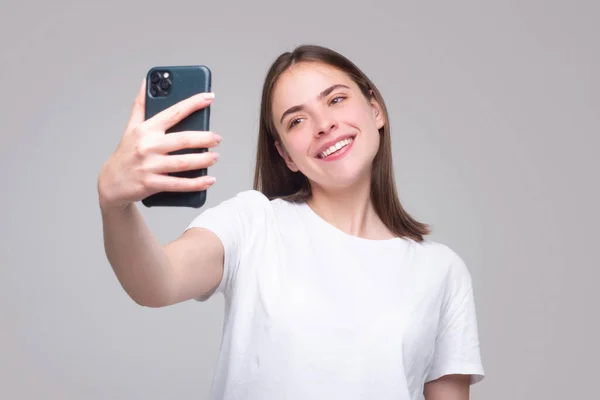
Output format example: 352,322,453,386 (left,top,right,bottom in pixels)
141,65,212,208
